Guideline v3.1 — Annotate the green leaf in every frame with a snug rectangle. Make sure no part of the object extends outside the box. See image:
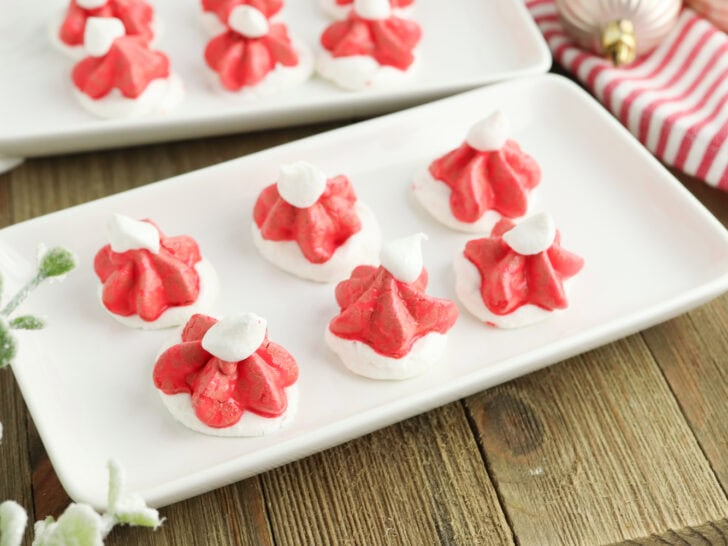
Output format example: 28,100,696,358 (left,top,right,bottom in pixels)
106,461,162,530
0,501,28,546
0,322,17,369
31,505,104,546
38,248,77,280
9,316,44,330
